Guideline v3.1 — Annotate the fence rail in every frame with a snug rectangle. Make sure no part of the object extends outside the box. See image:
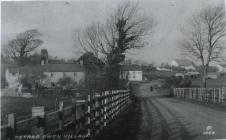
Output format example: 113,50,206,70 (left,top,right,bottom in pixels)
173,87,226,104
1,89,130,140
